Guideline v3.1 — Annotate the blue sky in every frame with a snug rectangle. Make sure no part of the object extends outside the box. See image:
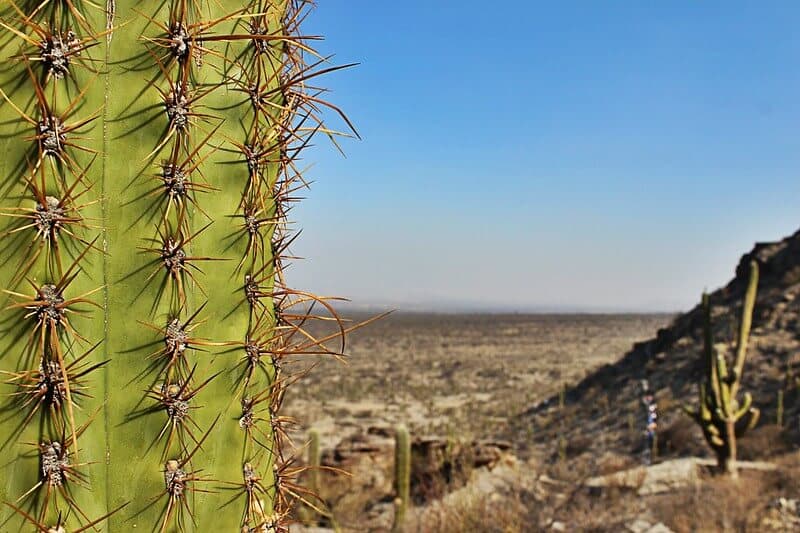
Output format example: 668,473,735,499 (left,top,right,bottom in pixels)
288,1,800,312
